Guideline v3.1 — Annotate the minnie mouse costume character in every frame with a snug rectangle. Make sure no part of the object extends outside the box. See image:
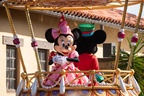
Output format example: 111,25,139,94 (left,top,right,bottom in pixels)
43,15,89,86
74,24,106,82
